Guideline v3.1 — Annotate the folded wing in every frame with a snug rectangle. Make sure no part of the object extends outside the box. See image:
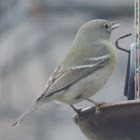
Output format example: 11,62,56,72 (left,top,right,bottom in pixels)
37,55,110,101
